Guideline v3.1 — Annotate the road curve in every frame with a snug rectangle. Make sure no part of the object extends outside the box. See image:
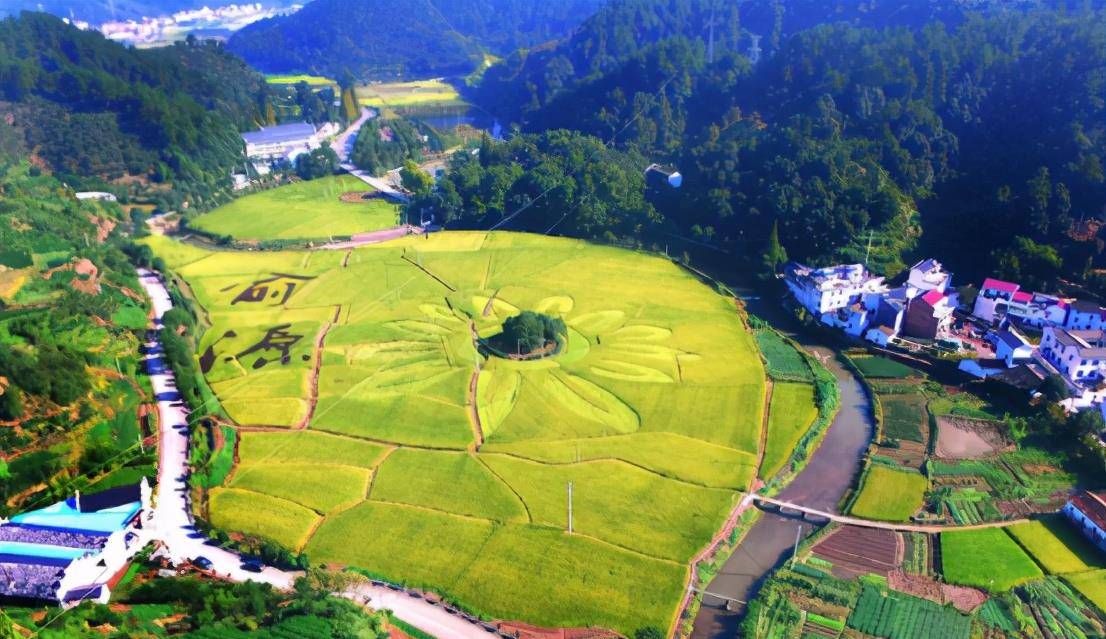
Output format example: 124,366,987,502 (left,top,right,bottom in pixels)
136,268,489,639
